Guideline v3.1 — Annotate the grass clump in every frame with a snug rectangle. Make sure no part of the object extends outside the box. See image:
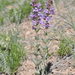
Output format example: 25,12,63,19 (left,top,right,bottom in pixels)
8,9,22,24
8,1,32,24
0,16,4,25
57,37,73,57
19,1,32,18
0,0,18,10
0,33,25,75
